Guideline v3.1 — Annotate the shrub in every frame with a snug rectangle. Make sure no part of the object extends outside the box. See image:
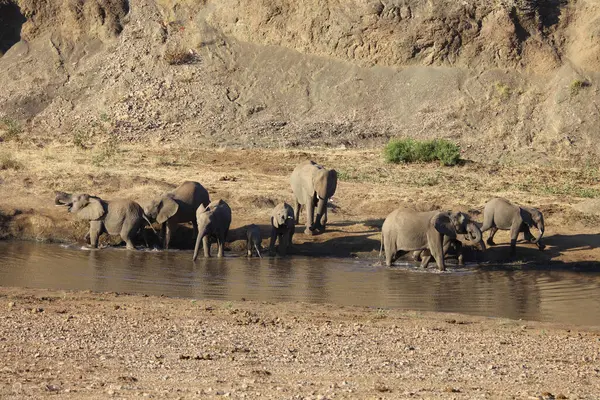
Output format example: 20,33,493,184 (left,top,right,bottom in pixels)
164,48,196,65
0,152,23,170
384,138,461,166
0,117,22,141
570,79,590,96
